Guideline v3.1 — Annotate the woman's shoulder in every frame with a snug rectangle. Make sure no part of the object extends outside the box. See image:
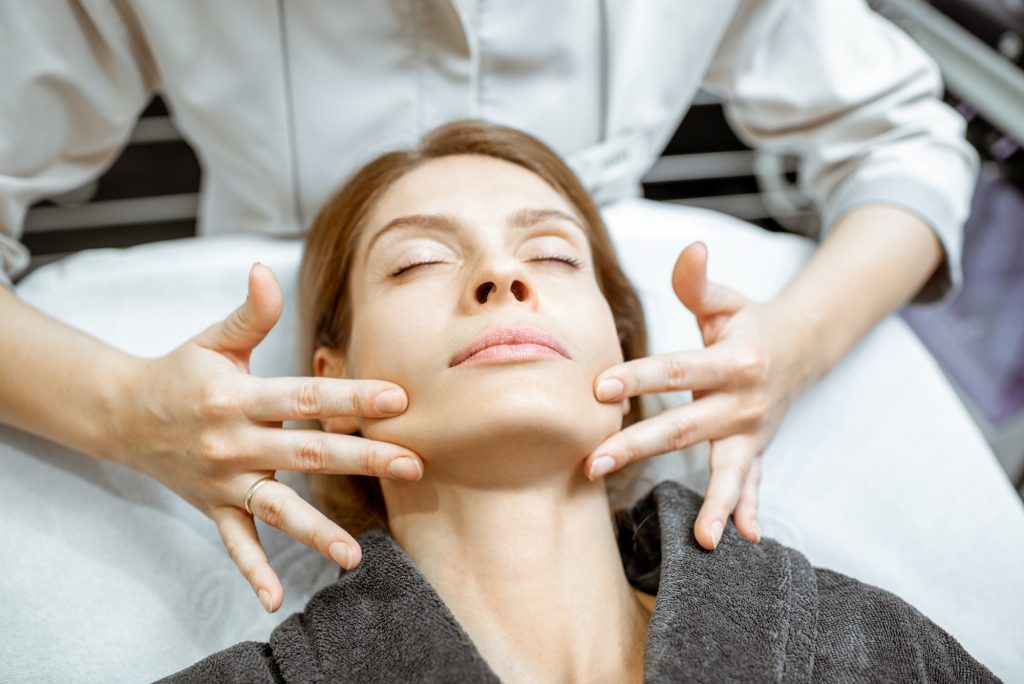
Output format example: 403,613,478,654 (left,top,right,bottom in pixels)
163,527,501,682
810,567,1001,682
624,480,1000,682
156,641,276,683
